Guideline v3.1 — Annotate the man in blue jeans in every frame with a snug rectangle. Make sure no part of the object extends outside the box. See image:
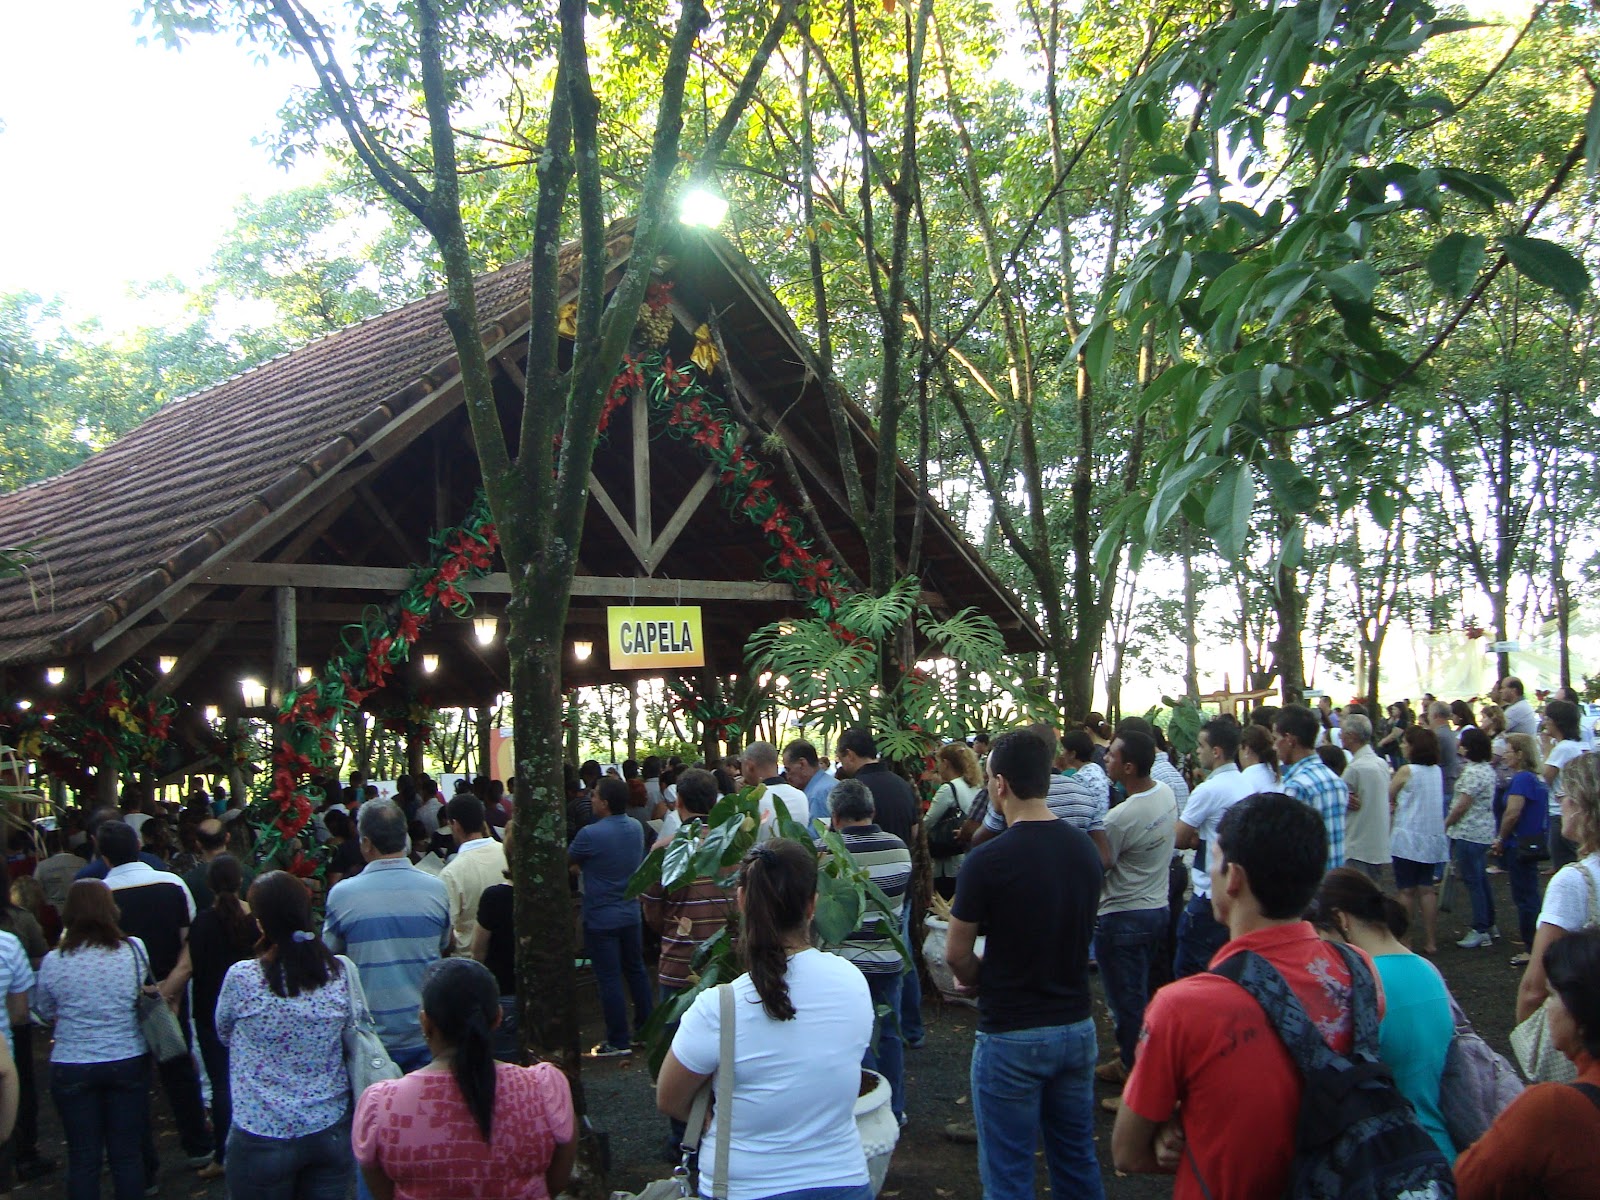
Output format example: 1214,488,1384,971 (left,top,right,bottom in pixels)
1092,731,1177,1111
946,728,1105,1200
569,776,653,1056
